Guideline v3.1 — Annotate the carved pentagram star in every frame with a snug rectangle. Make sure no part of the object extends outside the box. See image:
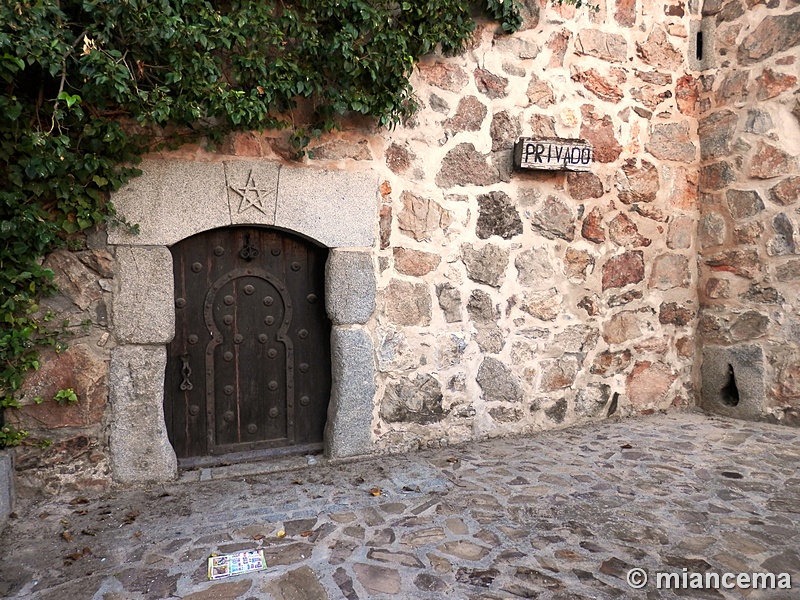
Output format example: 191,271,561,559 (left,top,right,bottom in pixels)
229,169,272,214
